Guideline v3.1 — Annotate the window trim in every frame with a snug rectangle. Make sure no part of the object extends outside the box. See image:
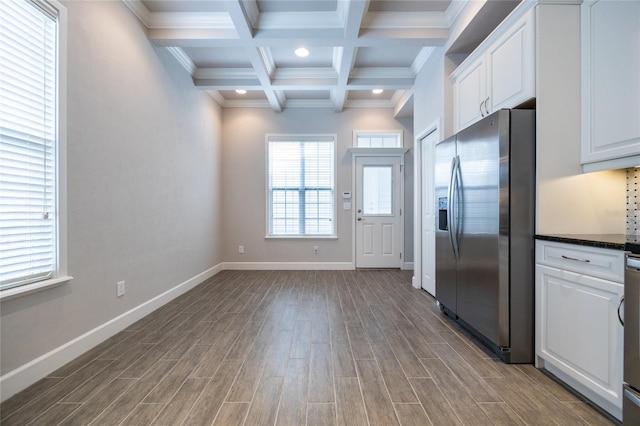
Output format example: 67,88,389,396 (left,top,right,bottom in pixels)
265,134,338,239
0,0,72,301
